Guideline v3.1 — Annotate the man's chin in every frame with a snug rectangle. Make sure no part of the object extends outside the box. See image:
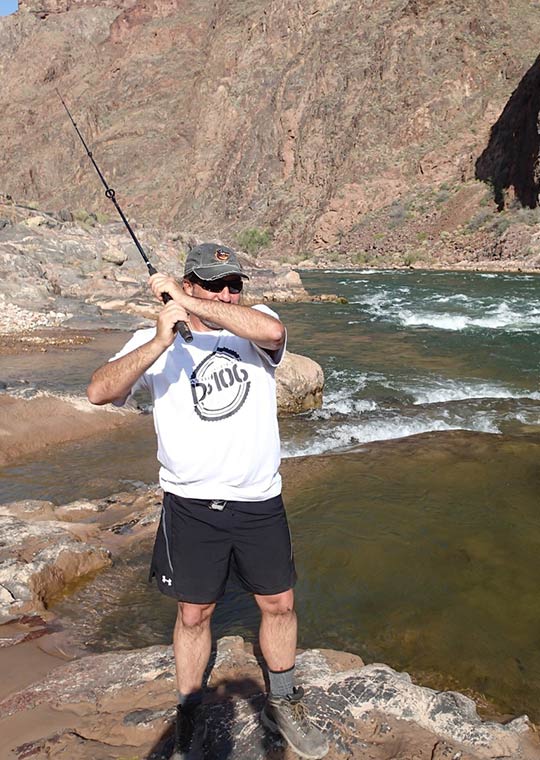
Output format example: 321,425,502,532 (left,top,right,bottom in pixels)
200,318,222,330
